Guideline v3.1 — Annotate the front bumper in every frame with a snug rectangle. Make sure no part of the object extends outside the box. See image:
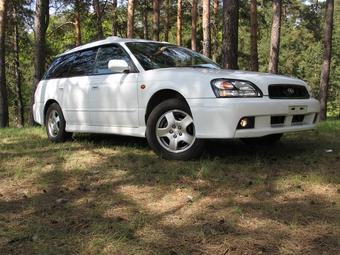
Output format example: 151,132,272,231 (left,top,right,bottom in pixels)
188,97,320,139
